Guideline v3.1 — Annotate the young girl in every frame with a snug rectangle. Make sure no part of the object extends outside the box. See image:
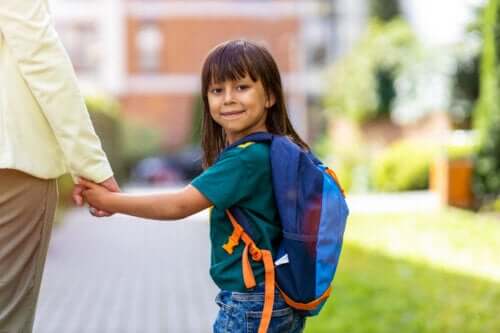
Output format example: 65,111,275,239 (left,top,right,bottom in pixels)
81,39,309,333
